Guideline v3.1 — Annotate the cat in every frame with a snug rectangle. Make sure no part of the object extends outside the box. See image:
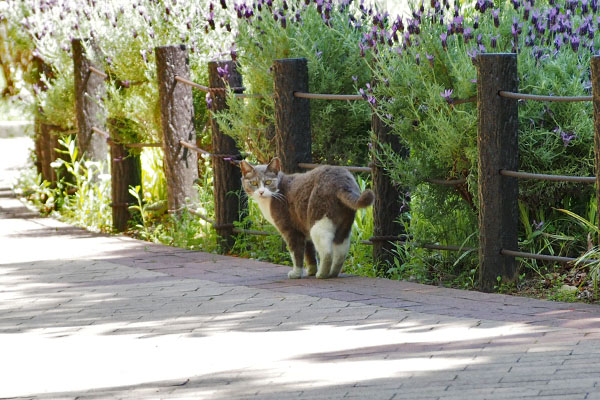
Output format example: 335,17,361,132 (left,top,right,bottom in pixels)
240,157,374,279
